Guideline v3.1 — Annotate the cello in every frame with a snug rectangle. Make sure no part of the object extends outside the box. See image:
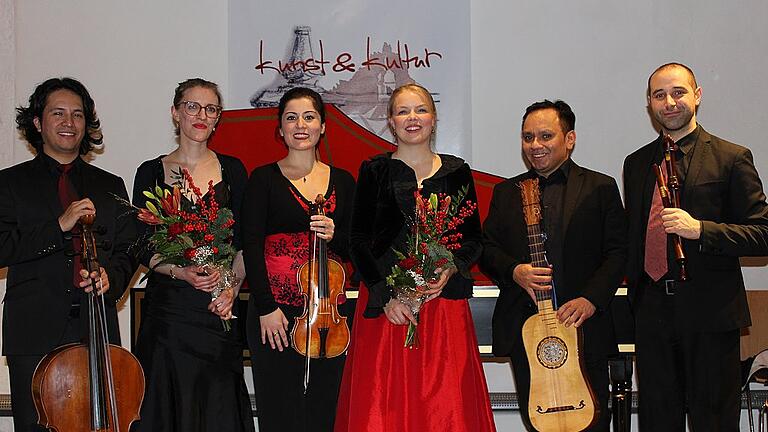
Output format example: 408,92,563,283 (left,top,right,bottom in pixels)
32,214,145,431
291,194,350,393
